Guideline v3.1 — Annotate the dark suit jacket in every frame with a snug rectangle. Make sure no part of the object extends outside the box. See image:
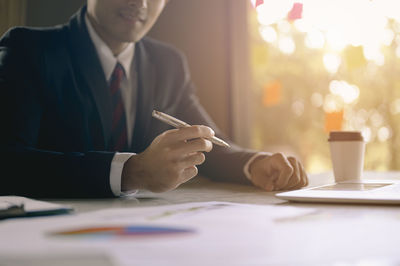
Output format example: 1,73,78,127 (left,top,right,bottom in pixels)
0,7,255,198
